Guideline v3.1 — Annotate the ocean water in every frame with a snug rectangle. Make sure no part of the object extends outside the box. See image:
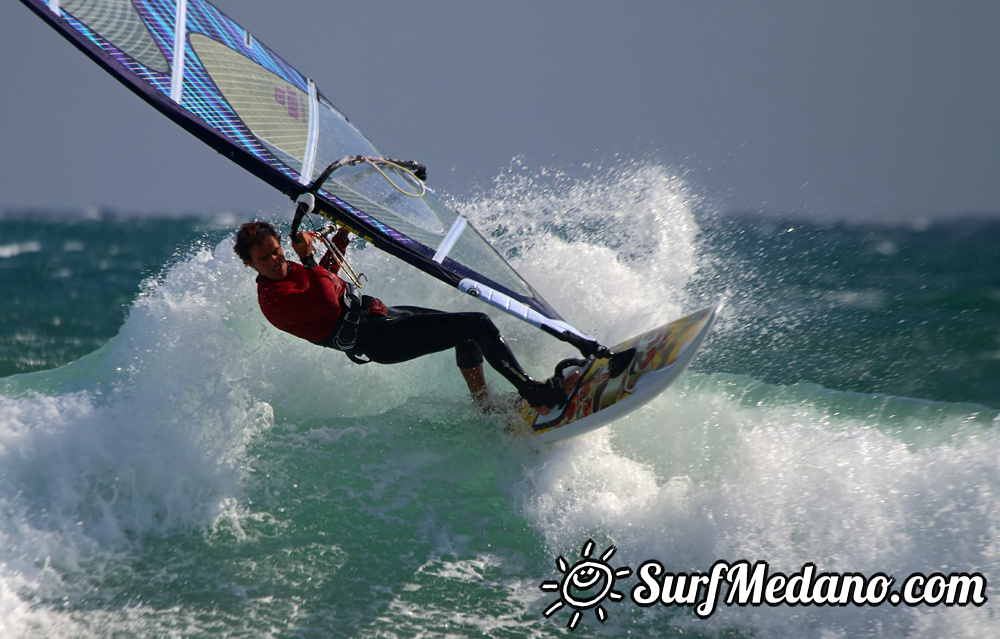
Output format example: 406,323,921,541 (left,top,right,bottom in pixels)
1,163,998,638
